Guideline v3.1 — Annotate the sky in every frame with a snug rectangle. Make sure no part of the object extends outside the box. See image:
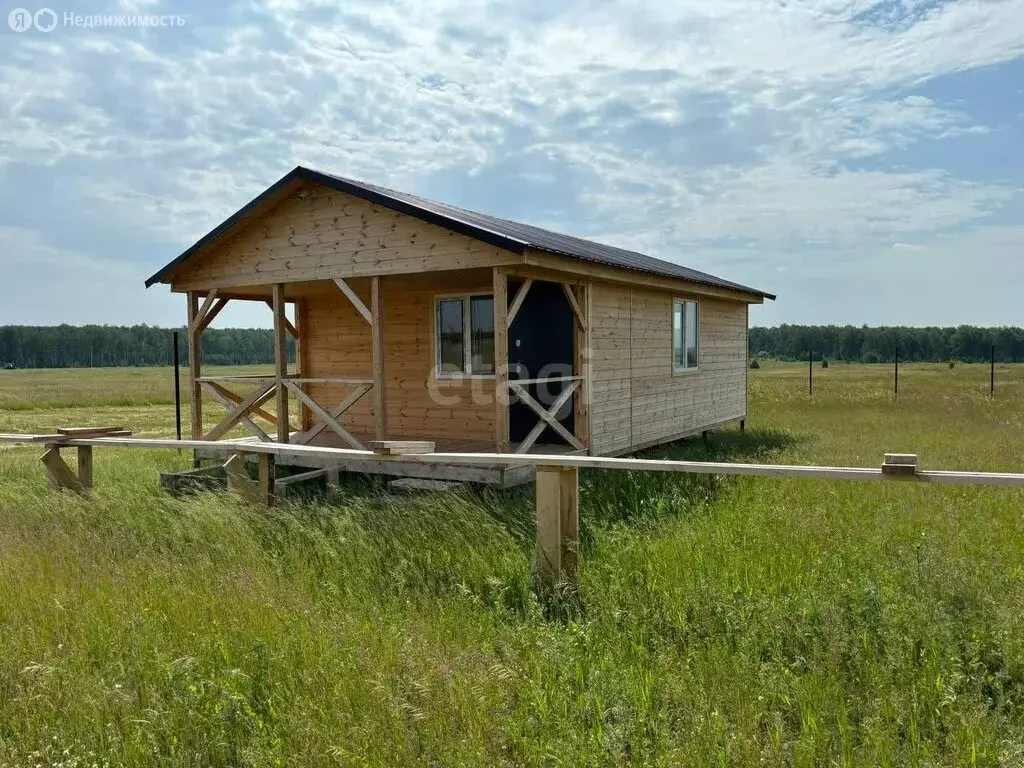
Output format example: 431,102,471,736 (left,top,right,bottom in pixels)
1,0,1022,329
